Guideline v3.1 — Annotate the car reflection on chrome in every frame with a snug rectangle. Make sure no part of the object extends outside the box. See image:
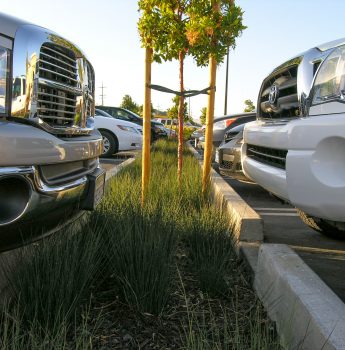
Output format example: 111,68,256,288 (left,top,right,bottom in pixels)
216,123,251,182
